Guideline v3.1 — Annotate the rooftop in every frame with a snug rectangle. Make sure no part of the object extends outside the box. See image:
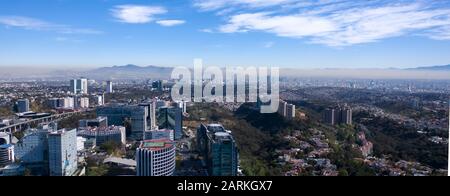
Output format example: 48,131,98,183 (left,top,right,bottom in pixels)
140,139,173,151
49,128,75,135
79,126,124,133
